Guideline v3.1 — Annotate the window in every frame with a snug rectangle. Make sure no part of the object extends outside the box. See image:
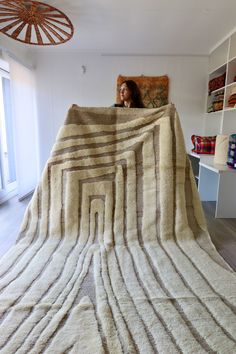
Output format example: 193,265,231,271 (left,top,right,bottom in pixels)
0,67,17,203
